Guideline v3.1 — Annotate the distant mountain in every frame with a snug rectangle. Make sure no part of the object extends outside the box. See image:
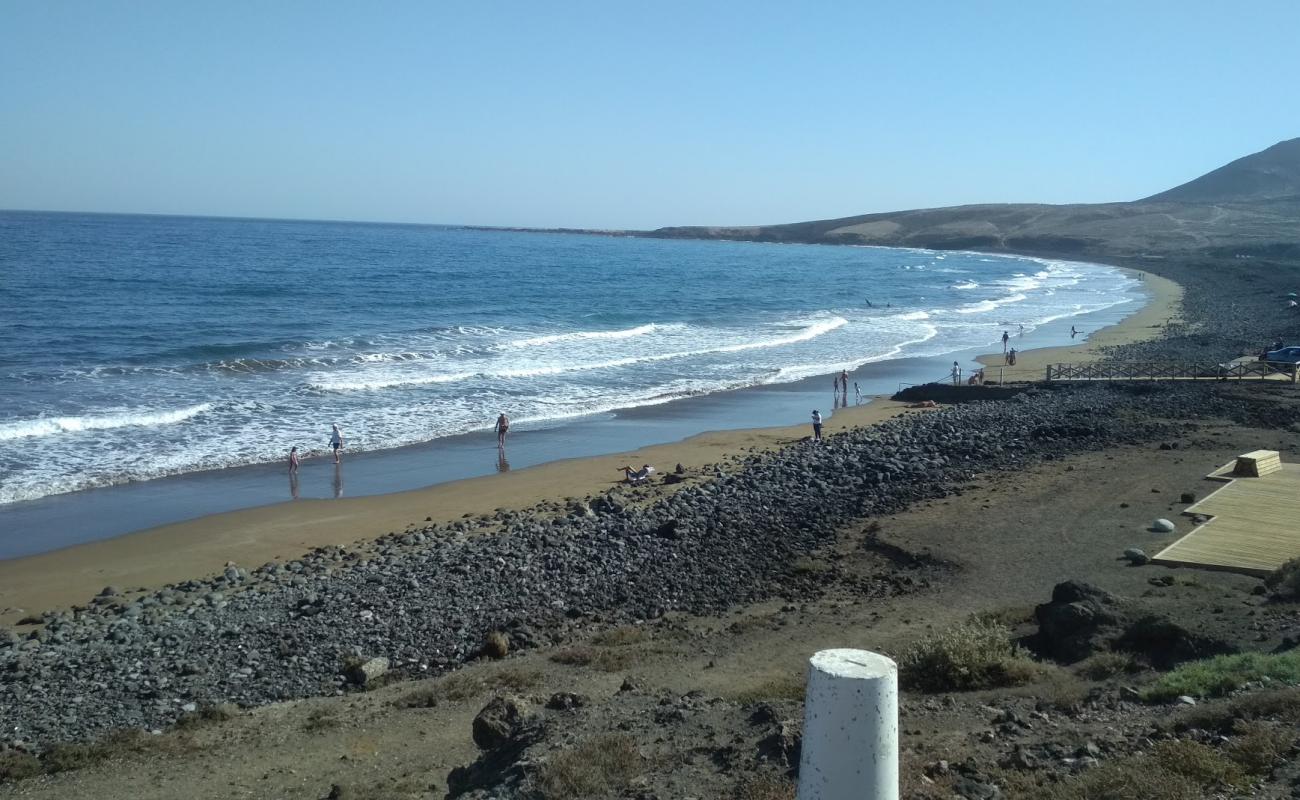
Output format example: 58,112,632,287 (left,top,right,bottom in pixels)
1142,138,1300,204
638,139,1300,256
